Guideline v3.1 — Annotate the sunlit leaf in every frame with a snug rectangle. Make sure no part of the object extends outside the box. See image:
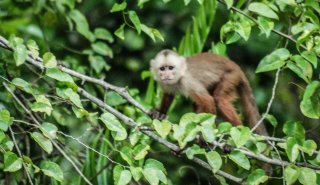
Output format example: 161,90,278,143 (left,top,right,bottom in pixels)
4,151,22,172
248,2,279,20
229,150,251,170
41,161,64,182
206,151,222,173
300,81,320,119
